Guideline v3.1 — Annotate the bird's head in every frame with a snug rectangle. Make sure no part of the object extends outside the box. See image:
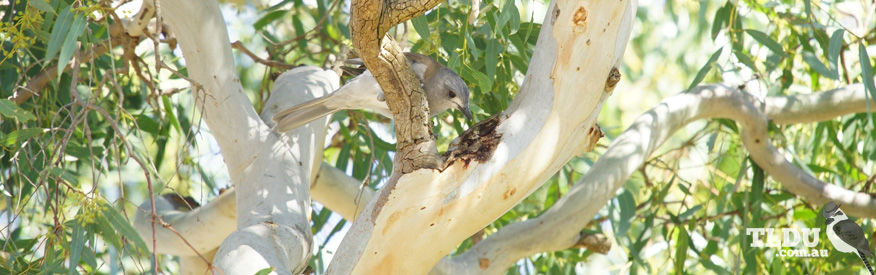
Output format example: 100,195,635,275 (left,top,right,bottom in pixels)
430,68,473,120
822,202,848,224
